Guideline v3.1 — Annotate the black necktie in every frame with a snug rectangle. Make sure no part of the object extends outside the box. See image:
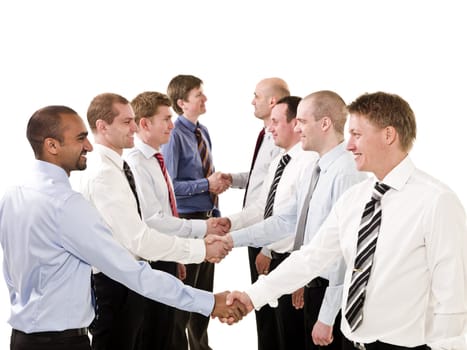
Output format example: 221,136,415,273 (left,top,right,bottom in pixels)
344,182,391,331
243,128,266,208
123,160,141,217
263,154,291,219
